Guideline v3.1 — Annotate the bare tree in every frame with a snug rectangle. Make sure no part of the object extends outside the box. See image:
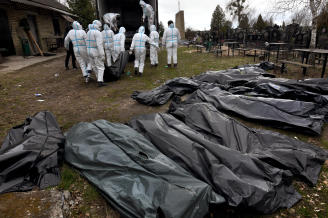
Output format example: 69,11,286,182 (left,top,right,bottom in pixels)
291,8,312,26
275,0,326,48
226,0,249,25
